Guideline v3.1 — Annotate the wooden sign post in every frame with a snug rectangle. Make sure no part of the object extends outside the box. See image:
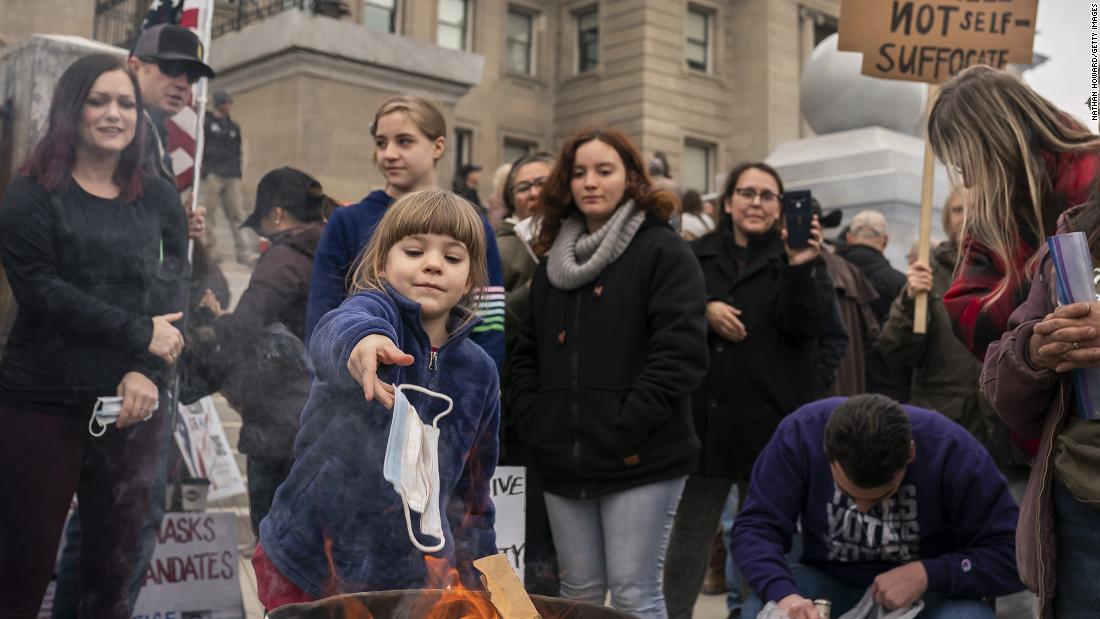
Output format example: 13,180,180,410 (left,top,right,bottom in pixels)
837,0,1039,333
